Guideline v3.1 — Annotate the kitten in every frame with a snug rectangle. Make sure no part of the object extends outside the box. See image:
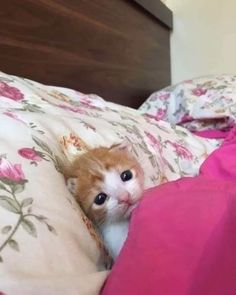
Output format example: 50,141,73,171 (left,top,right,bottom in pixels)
65,143,144,259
